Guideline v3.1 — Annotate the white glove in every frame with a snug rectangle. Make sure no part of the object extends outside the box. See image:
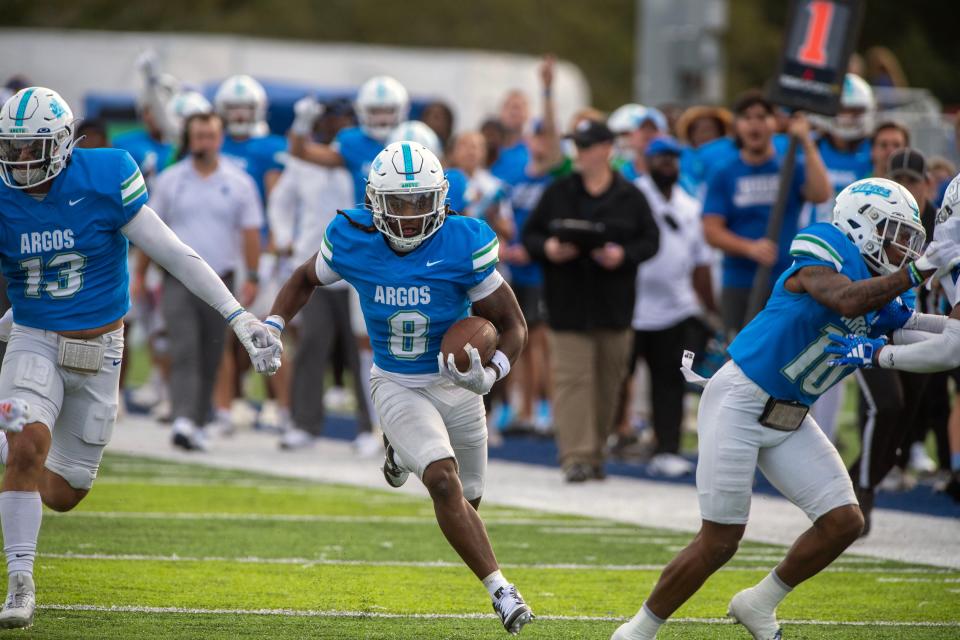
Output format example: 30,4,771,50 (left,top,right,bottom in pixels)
915,238,960,275
229,311,283,375
0,398,30,433
0,309,12,343
291,97,323,136
263,314,286,373
437,348,497,395
135,49,160,82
